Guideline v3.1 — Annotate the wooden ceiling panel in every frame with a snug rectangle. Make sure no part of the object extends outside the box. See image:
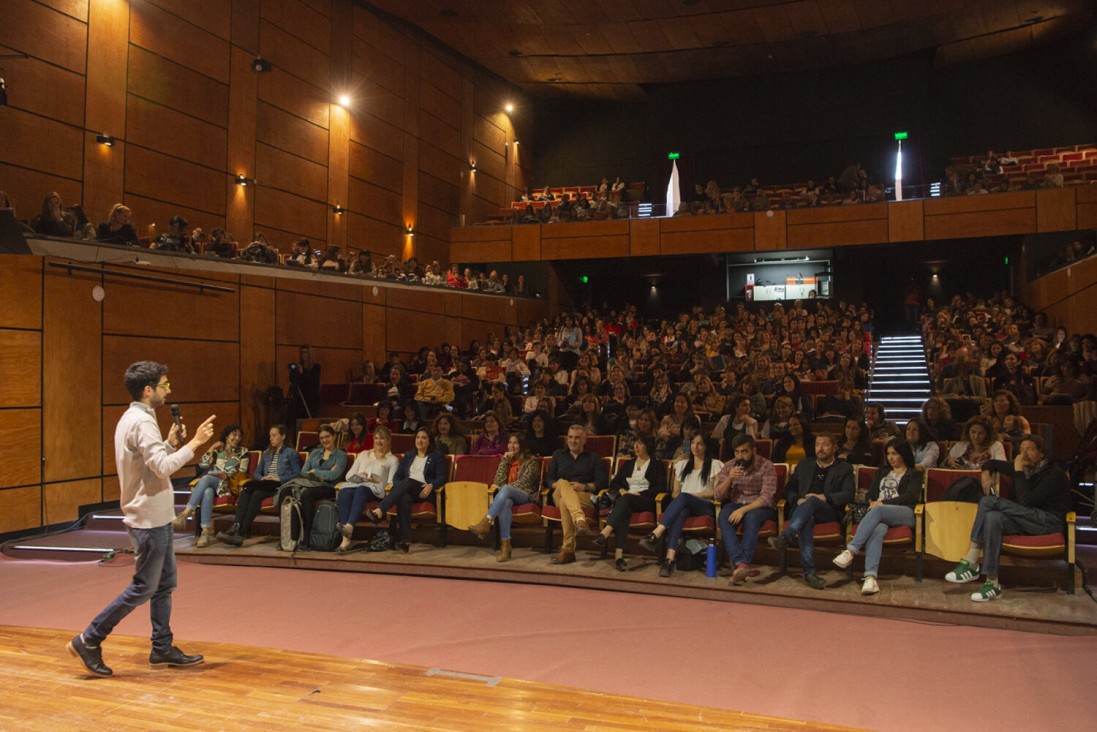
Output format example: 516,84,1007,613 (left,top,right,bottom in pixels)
358,0,1095,101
